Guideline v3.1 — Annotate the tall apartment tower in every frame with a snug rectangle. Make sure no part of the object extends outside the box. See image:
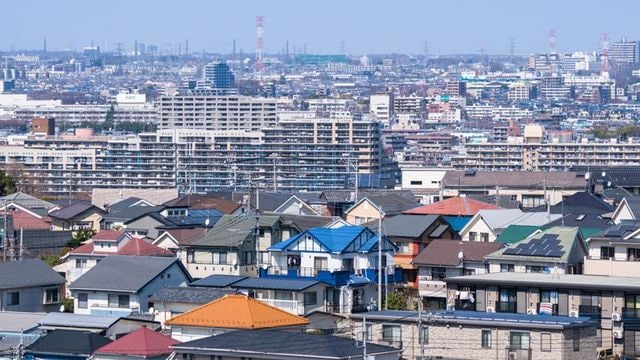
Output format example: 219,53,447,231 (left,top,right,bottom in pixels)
203,61,235,89
609,39,640,64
